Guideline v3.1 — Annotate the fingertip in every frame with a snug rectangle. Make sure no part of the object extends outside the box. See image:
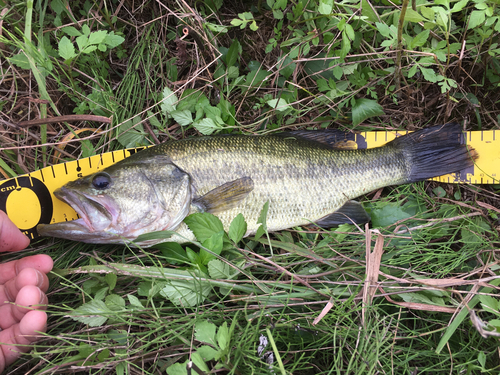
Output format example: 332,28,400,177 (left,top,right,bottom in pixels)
0,211,30,252
19,310,48,340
